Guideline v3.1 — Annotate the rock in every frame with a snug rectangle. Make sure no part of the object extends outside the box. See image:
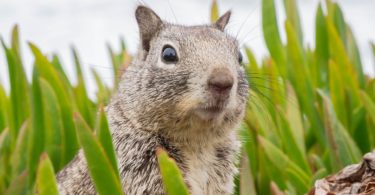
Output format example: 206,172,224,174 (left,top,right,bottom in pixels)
312,149,375,195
